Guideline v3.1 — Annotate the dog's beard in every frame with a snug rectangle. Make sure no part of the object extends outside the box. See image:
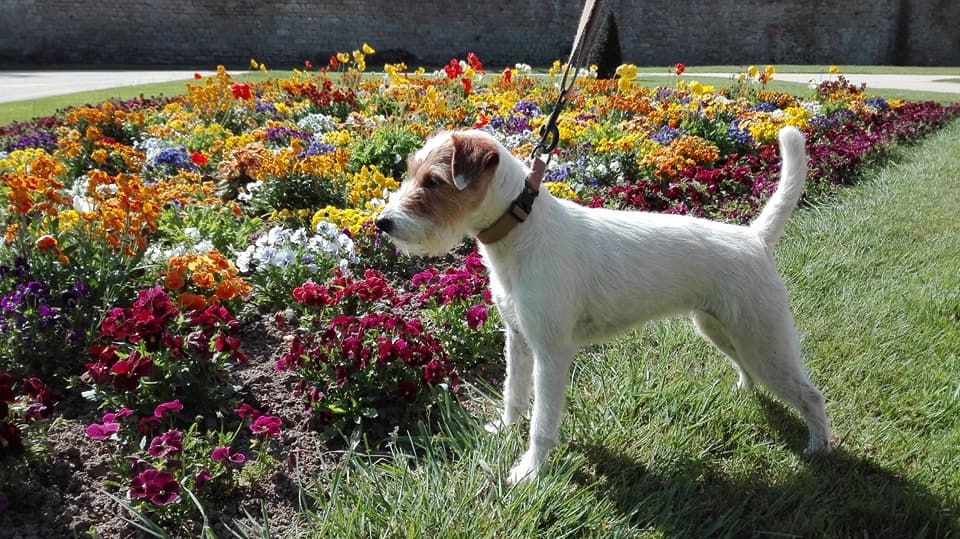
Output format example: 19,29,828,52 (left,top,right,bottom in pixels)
382,225,463,258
